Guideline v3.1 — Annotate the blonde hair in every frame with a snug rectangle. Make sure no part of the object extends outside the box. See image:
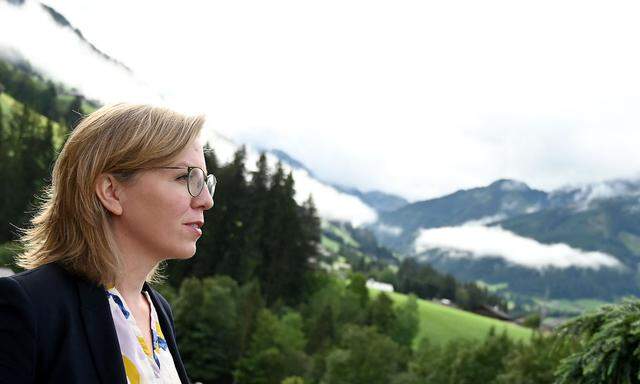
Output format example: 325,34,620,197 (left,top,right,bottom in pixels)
17,103,205,287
